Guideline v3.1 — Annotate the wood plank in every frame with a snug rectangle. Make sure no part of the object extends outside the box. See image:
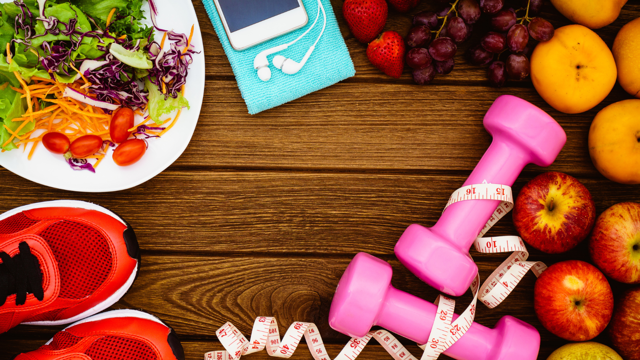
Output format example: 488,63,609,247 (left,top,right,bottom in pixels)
2,168,639,254
1,341,432,360
0,255,627,359
171,80,629,173
193,1,640,83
